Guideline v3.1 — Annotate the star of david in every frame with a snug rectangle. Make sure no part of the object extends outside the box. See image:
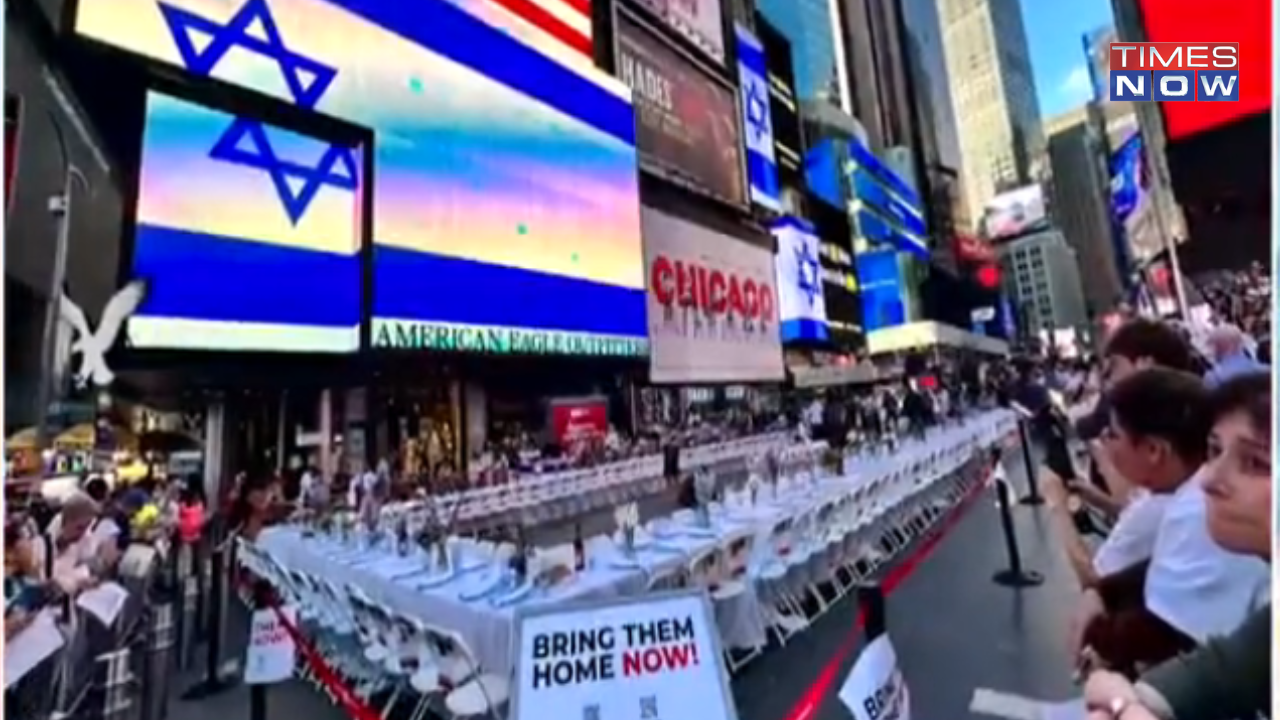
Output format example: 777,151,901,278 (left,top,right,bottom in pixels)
794,242,821,306
744,80,771,142
158,0,336,109
209,118,359,225
158,0,352,223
